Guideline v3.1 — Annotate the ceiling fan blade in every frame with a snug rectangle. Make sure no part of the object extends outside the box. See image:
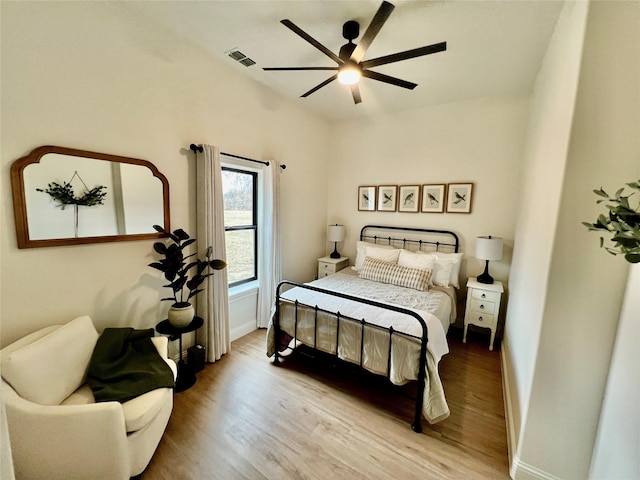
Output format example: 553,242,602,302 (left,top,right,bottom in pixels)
351,84,362,104
360,42,447,69
301,74,338,97
362,69,417,90
350,1,395,63
281,19,343,65
263,67,338,71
